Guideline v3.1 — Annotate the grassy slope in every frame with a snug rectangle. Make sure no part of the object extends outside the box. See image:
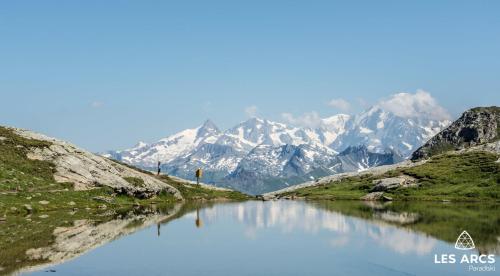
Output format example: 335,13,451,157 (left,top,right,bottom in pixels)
0,126,249,274
109,158,250,201
0,126,249,214
282,151,500,201
0,126,178,215
158,175,250,201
